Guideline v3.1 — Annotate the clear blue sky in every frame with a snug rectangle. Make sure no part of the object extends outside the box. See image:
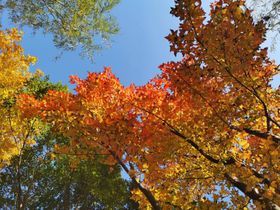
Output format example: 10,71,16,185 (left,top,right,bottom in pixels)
2,0,279,88
3,0,179,87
